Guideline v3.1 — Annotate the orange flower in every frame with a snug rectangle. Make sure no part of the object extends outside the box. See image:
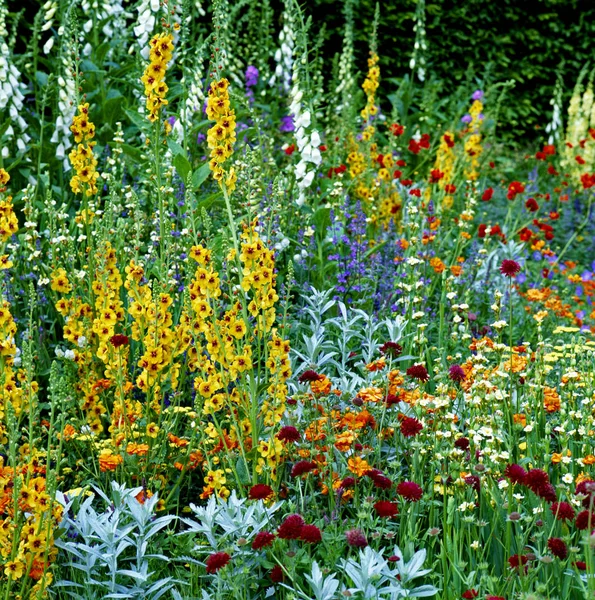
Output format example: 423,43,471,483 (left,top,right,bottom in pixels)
583,455,595,465
310,375,332,396
365,357,386,372
551,453,563,464
504,354,527,373
513,414,527,427
334,431,355,452
450,265,463,277
62,424,76,440
429,257,446,273
98,450,123,472
347,456,371,477
357,387,384,403
168,433,189,447
543,386,561,413
126,442,149,456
